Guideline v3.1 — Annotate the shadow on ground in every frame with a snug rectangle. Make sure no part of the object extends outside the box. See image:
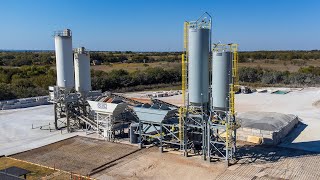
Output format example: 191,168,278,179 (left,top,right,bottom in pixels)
281,119,307,144
236,121,320,164
280,120,320,152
